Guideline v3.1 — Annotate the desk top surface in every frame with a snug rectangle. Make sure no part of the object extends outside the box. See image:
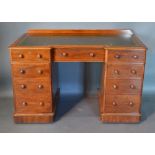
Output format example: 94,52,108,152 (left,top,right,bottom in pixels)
10,29,146,49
